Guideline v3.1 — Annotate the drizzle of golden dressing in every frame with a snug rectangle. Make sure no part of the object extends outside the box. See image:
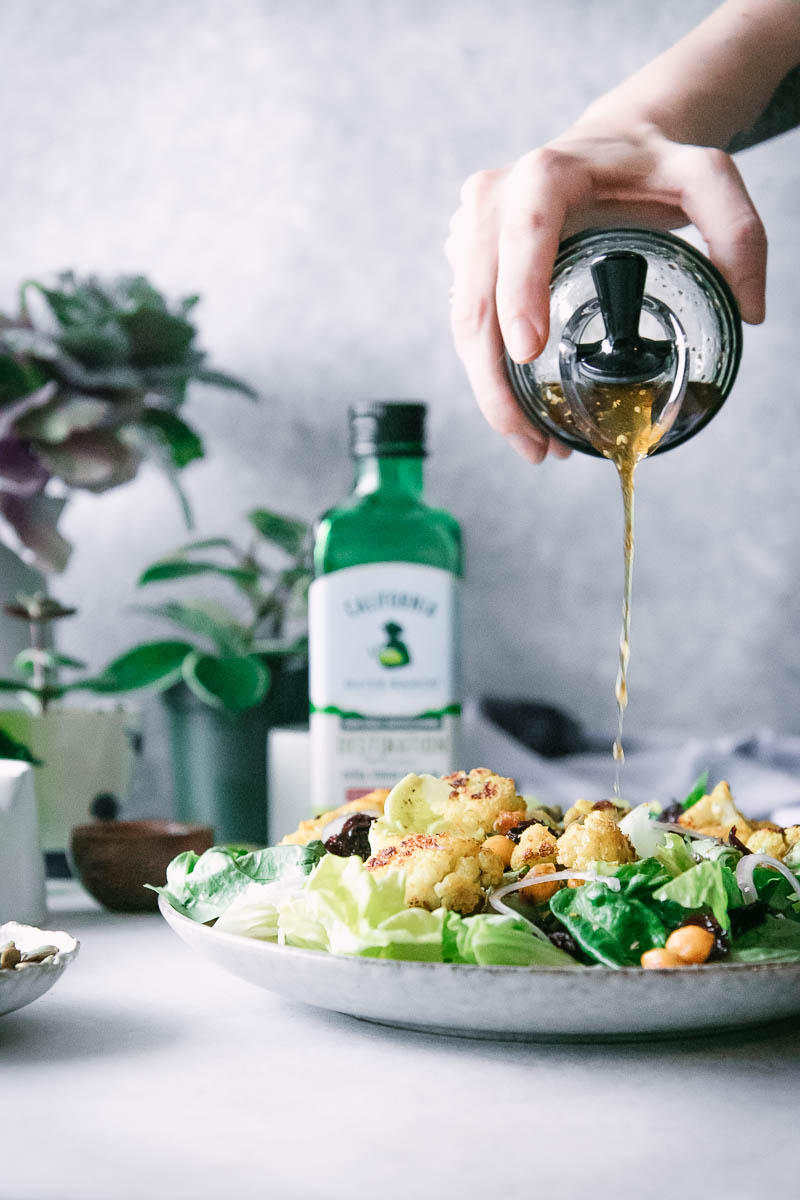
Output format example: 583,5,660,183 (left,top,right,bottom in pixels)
541,381,722,796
